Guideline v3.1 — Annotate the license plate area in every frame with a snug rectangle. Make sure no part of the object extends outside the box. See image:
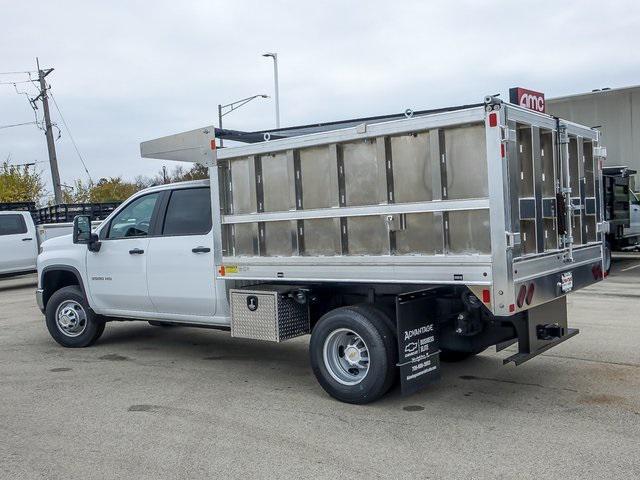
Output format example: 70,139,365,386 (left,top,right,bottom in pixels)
560,272,573,293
